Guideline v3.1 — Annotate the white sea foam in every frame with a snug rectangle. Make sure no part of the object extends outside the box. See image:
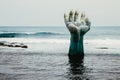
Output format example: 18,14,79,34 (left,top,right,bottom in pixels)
0,38,120,54
0,38,120,44
0,38,69,43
